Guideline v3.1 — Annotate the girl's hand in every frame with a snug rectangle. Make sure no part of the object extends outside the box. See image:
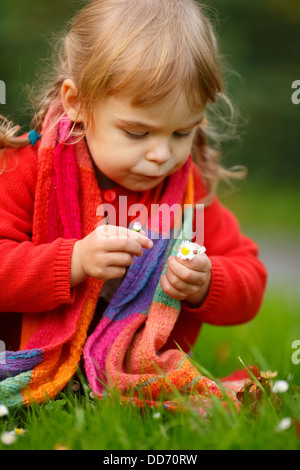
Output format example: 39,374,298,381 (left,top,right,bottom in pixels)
70,224,153,287
160,253,211,306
